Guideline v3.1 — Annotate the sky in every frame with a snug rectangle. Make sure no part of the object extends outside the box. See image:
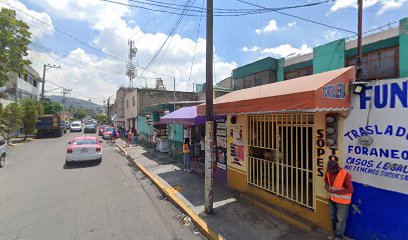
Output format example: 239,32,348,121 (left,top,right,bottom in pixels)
0,0,407,105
